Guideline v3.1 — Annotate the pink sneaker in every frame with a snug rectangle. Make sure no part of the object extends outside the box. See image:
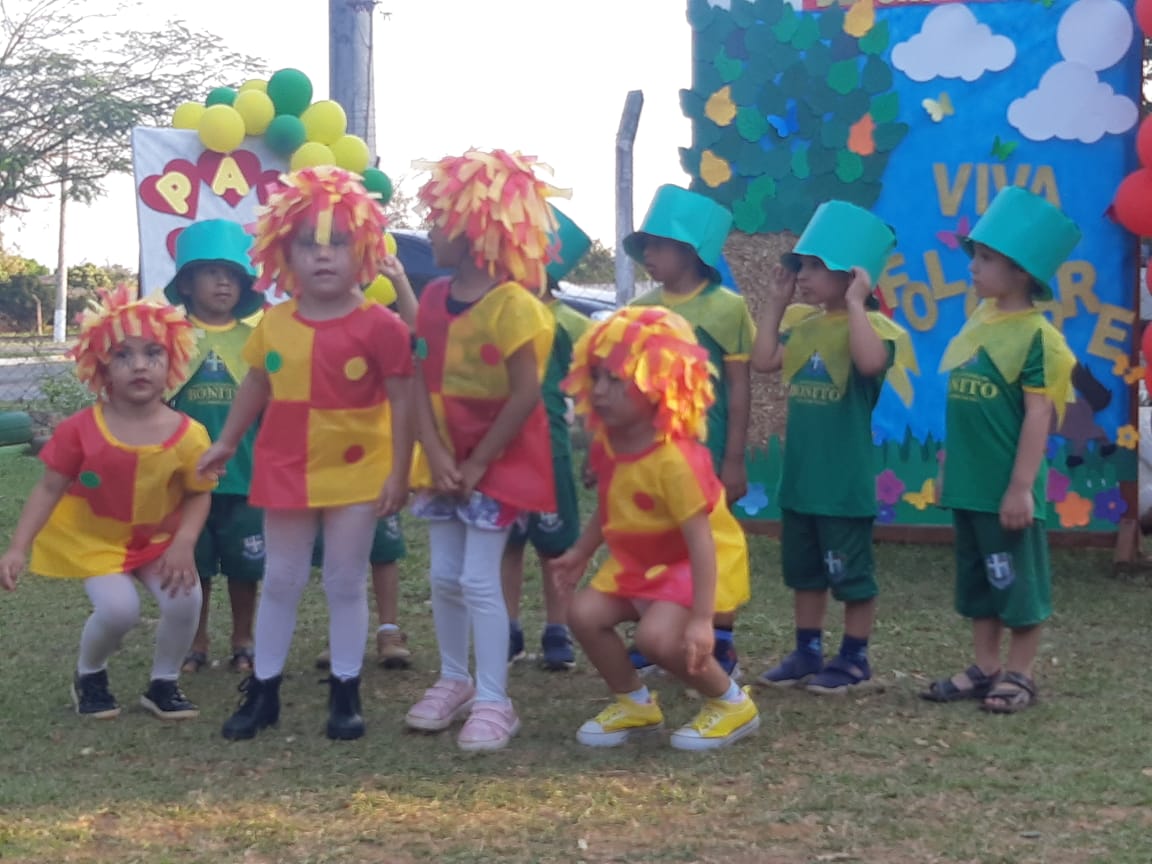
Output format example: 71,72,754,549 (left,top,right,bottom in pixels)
457,700,521,752
405,678,476,731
